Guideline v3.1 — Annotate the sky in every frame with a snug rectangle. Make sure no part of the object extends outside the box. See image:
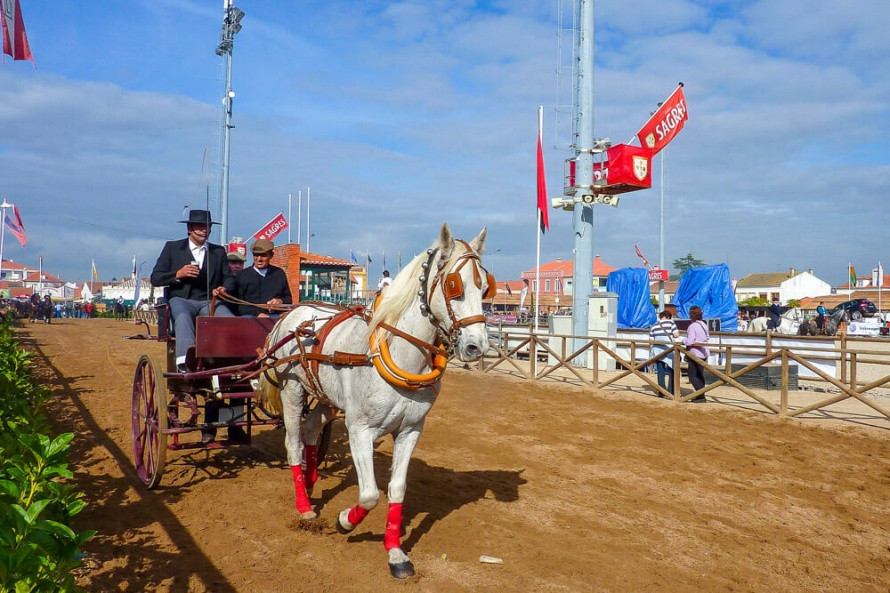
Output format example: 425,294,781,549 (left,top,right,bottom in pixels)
0,0,888,287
